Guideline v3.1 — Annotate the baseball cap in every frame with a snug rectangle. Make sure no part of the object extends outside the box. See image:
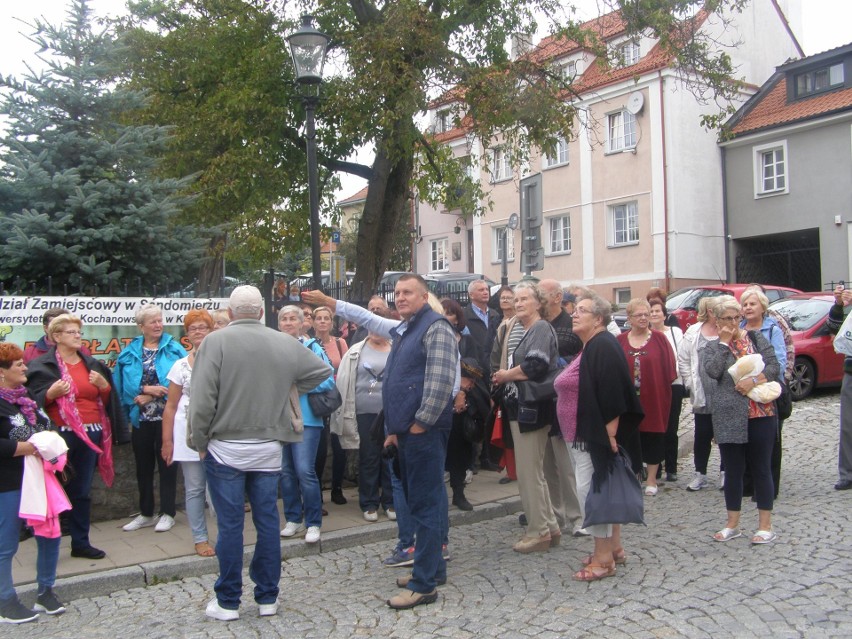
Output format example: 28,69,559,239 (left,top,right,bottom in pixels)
229,285,263,313
562,292,576,304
